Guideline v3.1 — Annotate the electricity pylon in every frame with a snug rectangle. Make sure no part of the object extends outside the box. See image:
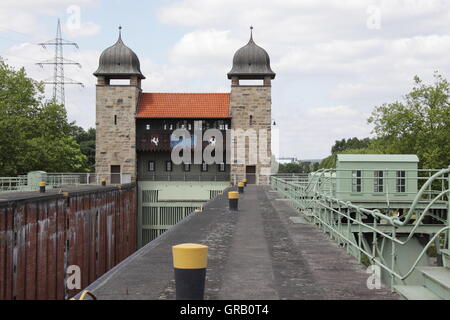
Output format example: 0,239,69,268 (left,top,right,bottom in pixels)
37,19,84,106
